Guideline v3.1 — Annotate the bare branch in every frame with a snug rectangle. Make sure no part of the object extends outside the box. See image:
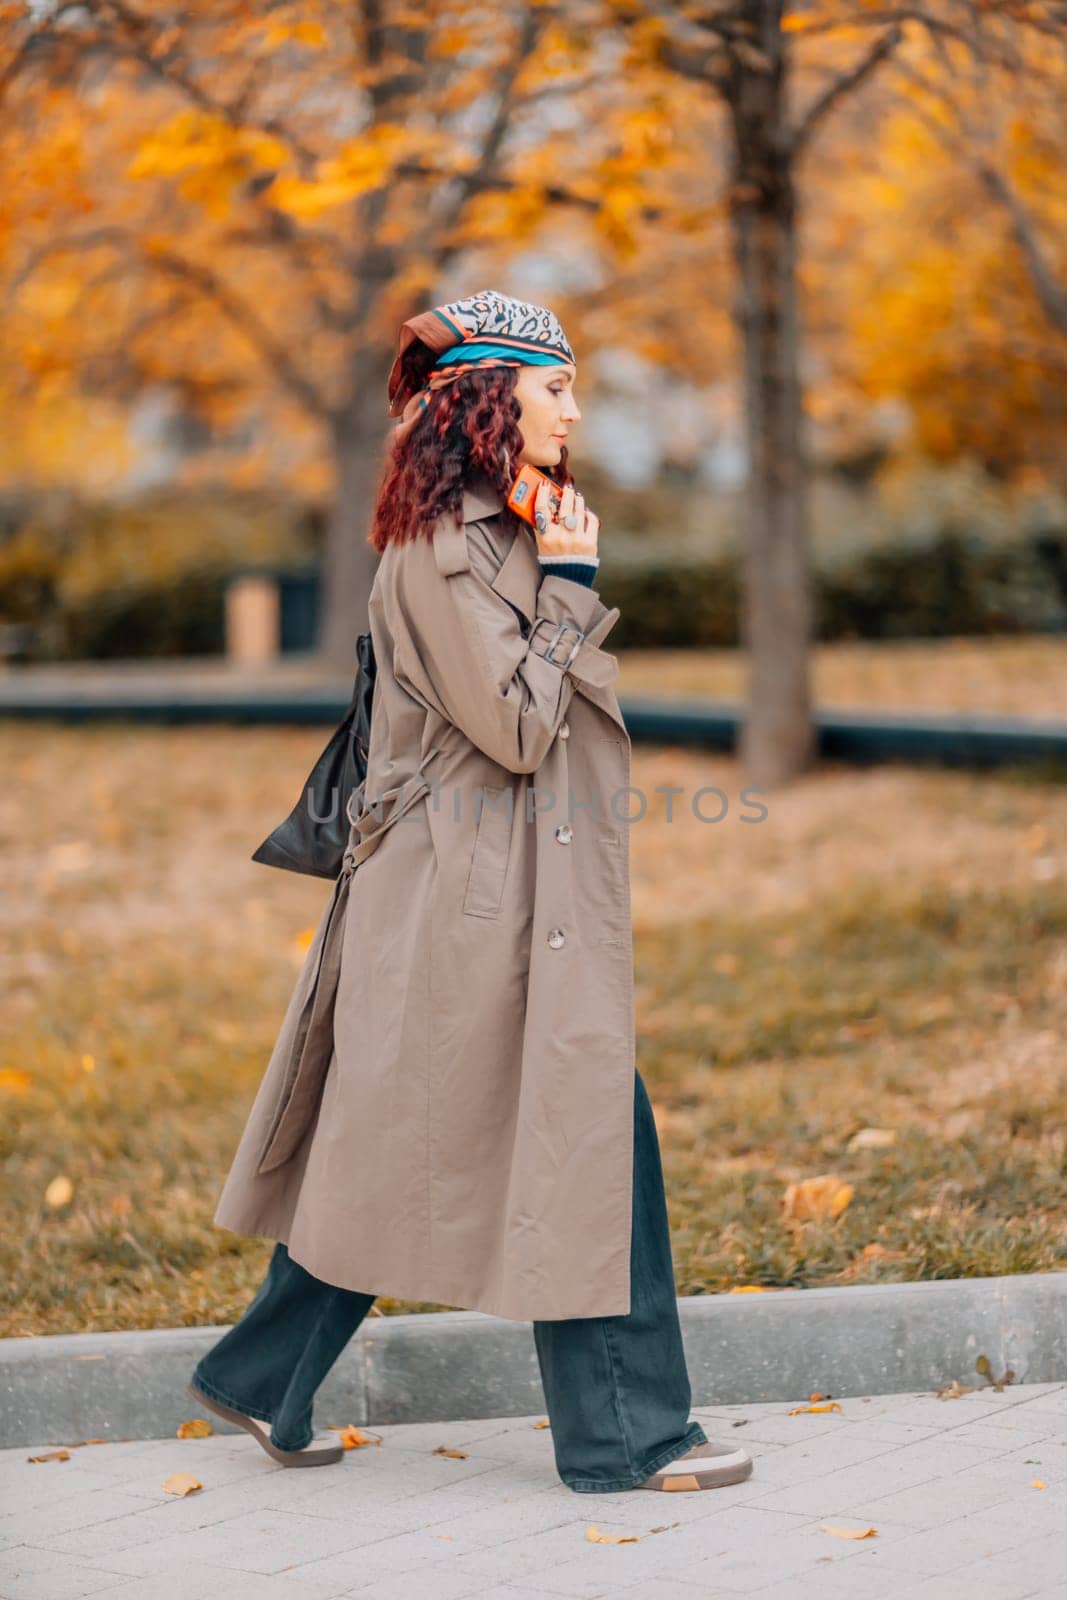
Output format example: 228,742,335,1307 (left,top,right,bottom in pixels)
77,0,317,167
975,161,1067,336
10,227,332,417
791,26,904,156
888,56,1067,339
